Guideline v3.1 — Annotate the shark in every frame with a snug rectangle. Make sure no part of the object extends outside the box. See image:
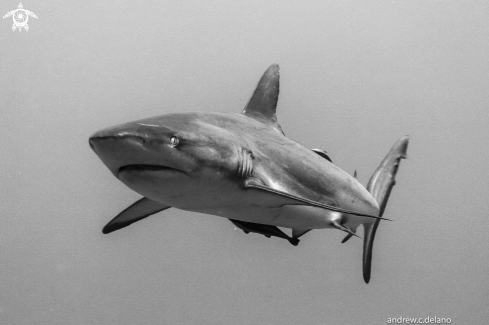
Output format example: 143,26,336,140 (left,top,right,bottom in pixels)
89,64,409,283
